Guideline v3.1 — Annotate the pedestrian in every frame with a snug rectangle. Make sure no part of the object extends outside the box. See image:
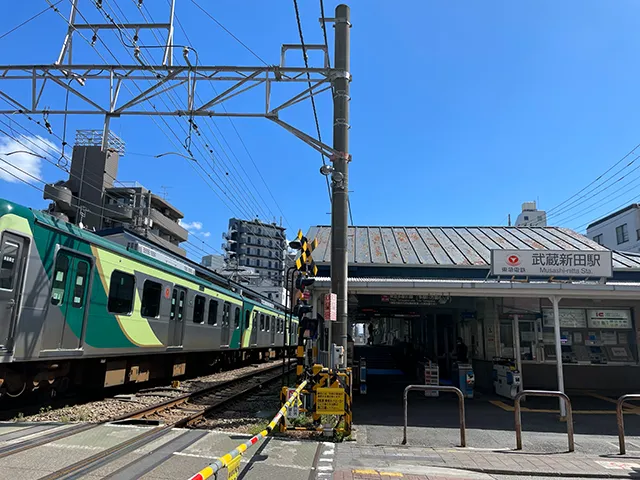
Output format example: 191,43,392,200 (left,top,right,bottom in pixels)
368,323,374,345
456,337,468,363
